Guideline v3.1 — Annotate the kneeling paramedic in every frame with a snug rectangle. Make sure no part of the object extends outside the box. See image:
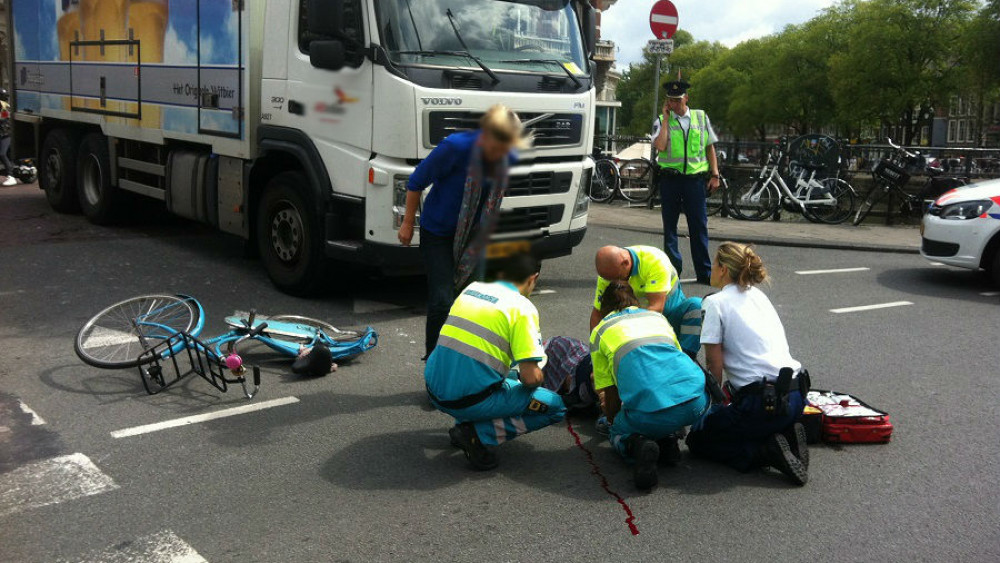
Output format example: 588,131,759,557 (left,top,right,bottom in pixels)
590,245,703,358
591,282,710,490
425,253,566,470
